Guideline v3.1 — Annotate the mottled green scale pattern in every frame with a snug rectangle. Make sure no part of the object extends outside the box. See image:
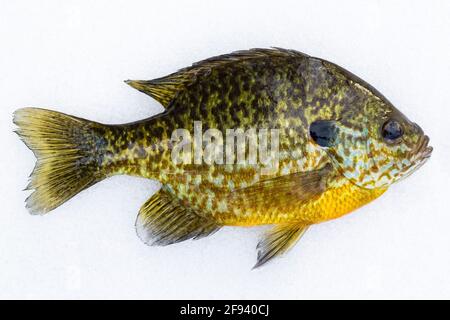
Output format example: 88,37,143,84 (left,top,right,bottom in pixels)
93,49,395,224
14,48,432,268
74,48,429,227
